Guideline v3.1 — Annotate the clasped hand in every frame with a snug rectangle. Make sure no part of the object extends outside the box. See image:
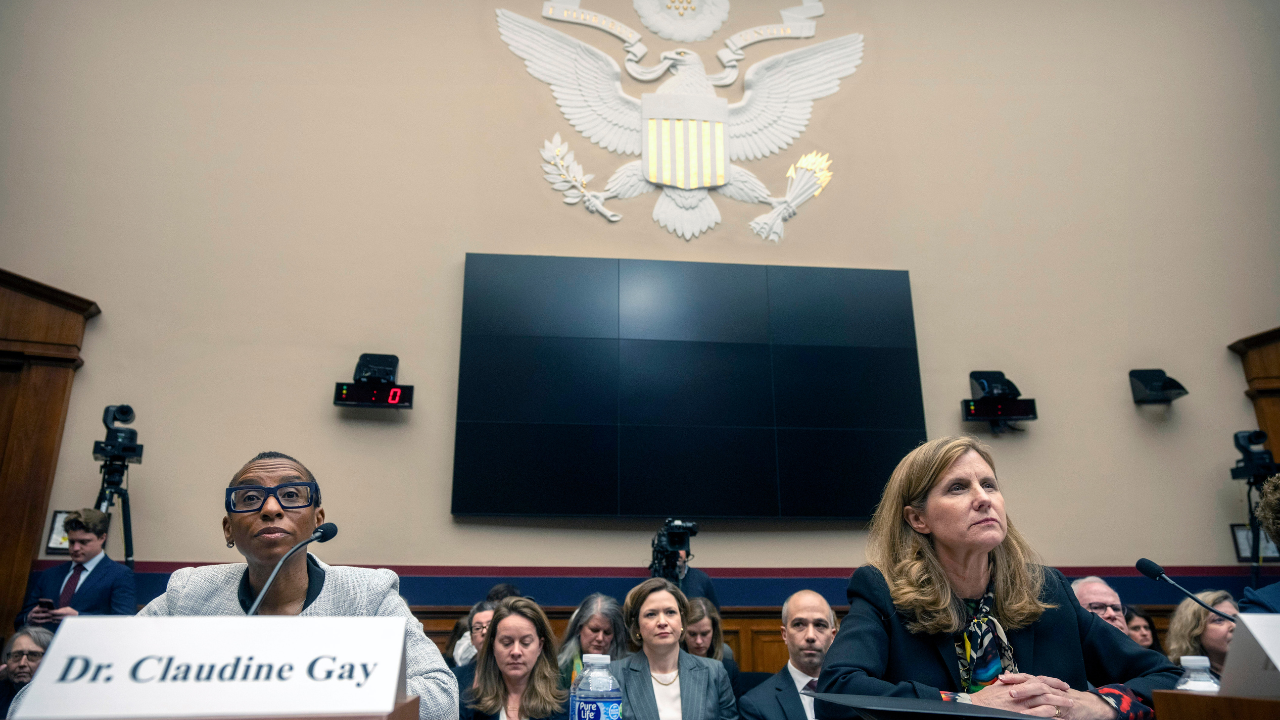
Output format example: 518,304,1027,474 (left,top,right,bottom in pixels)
968,674,1116,719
